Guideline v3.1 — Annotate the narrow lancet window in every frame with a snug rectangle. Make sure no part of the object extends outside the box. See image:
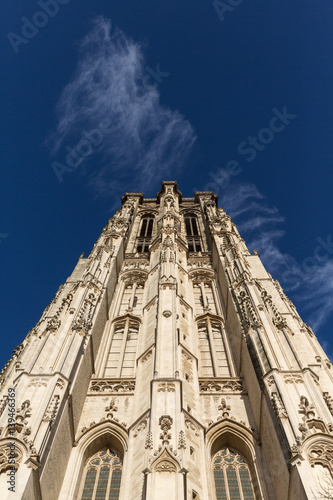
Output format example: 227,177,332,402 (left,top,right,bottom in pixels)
137,215,154,253
184,214,202,252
